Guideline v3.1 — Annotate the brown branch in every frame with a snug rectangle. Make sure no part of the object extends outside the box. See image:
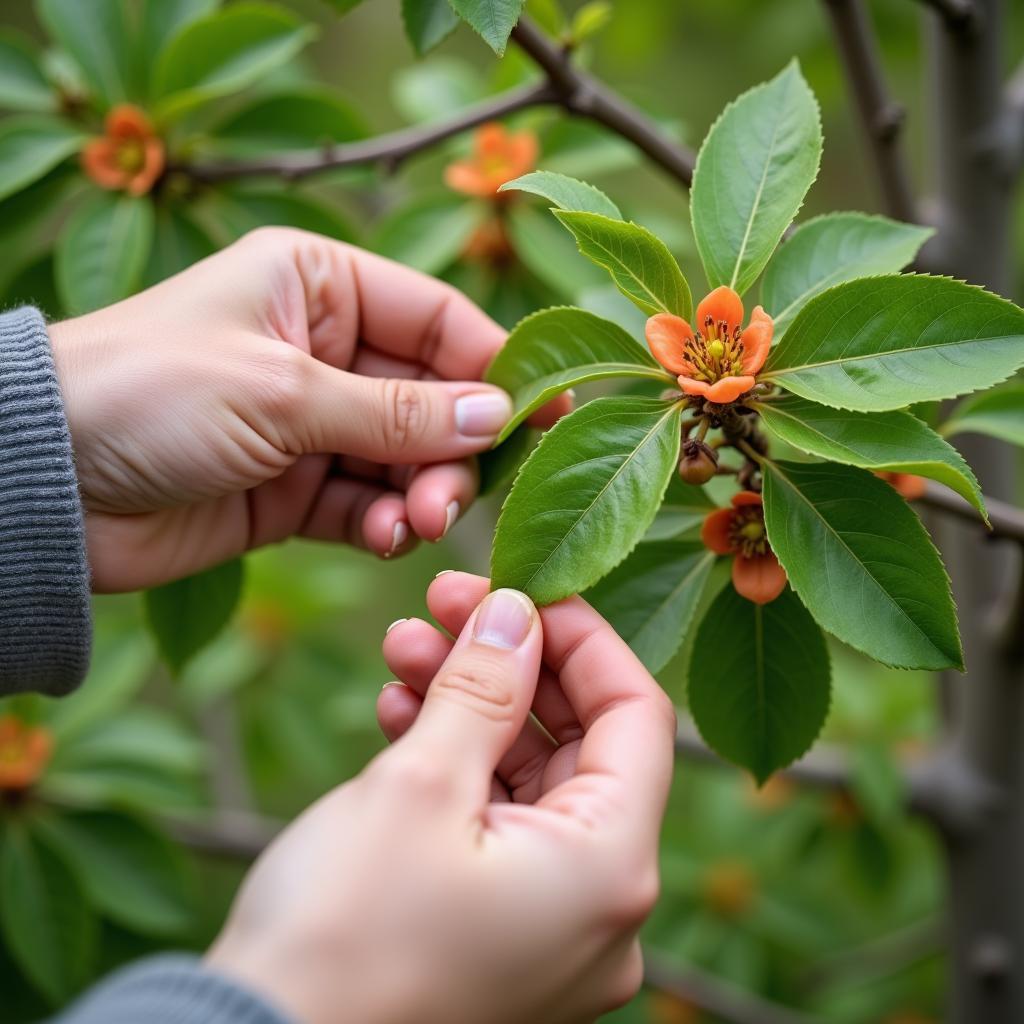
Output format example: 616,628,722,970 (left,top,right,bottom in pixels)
914,0,981,30
174,81,558,183
820,0,920,222
919,480,1024,544
998,60,1024,178
163,810,281,860
644,949,819,1024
